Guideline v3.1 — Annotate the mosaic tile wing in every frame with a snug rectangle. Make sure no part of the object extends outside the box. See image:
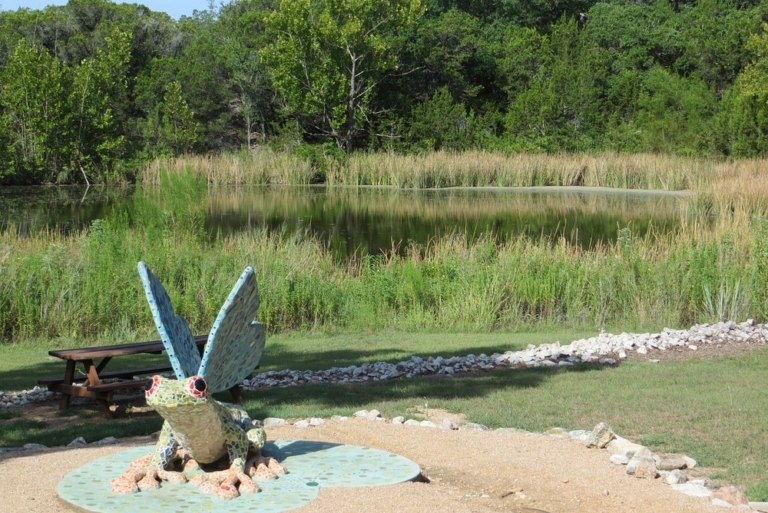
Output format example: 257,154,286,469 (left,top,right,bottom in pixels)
137,261,201,379
199,266,265,393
